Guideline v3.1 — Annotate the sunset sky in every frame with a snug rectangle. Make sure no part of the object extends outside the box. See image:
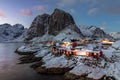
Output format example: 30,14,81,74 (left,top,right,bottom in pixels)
0,0,120,32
